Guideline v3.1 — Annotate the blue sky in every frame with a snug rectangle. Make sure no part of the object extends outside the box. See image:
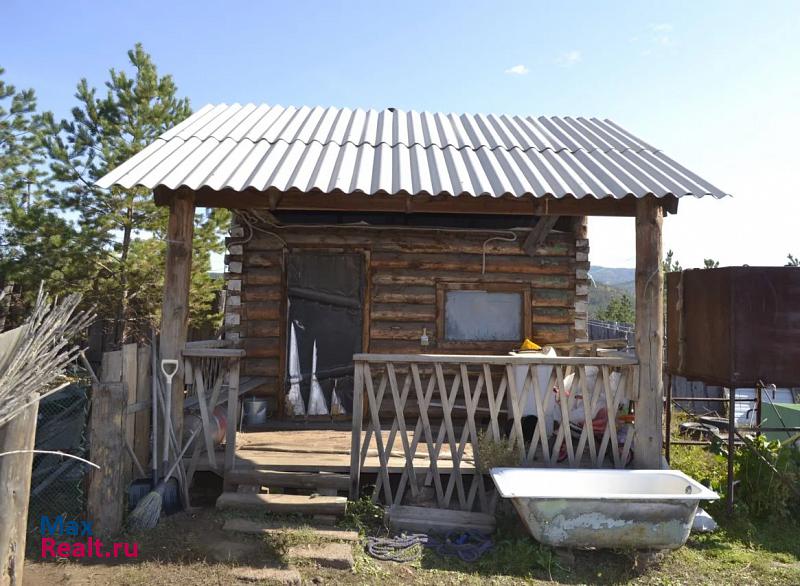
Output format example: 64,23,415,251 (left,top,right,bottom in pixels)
3,0,799,269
